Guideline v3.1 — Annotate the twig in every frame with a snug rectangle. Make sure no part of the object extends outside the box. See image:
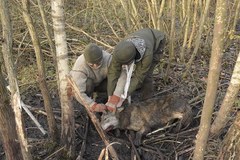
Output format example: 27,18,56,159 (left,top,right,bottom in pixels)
146,122,178,136
153,86,178,97
43,146,64,160
143,134,166,145
76,116,89,160
110,137,131,147
177,127,199,135
105,142,121,160
127,134,141,160
34,109,81,128
140,146,164,160
35,109,61,121
176,146,194,156
21,102,48,136
66,23,113,49
7,85,47,136
105,147,109,160
188,92,205,104
98,148,106,160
